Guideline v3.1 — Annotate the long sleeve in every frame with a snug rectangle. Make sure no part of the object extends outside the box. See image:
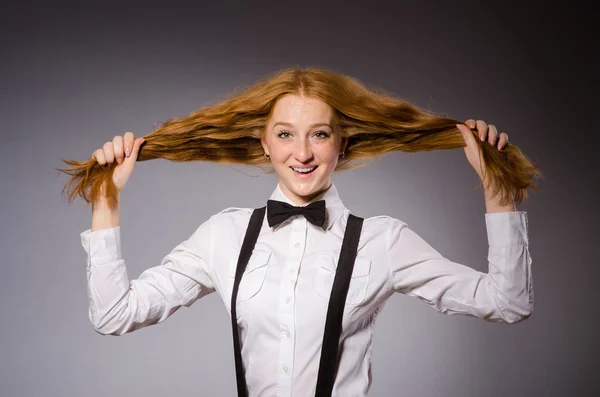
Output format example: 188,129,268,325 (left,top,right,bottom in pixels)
387,211,533,323
80,219,216,336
